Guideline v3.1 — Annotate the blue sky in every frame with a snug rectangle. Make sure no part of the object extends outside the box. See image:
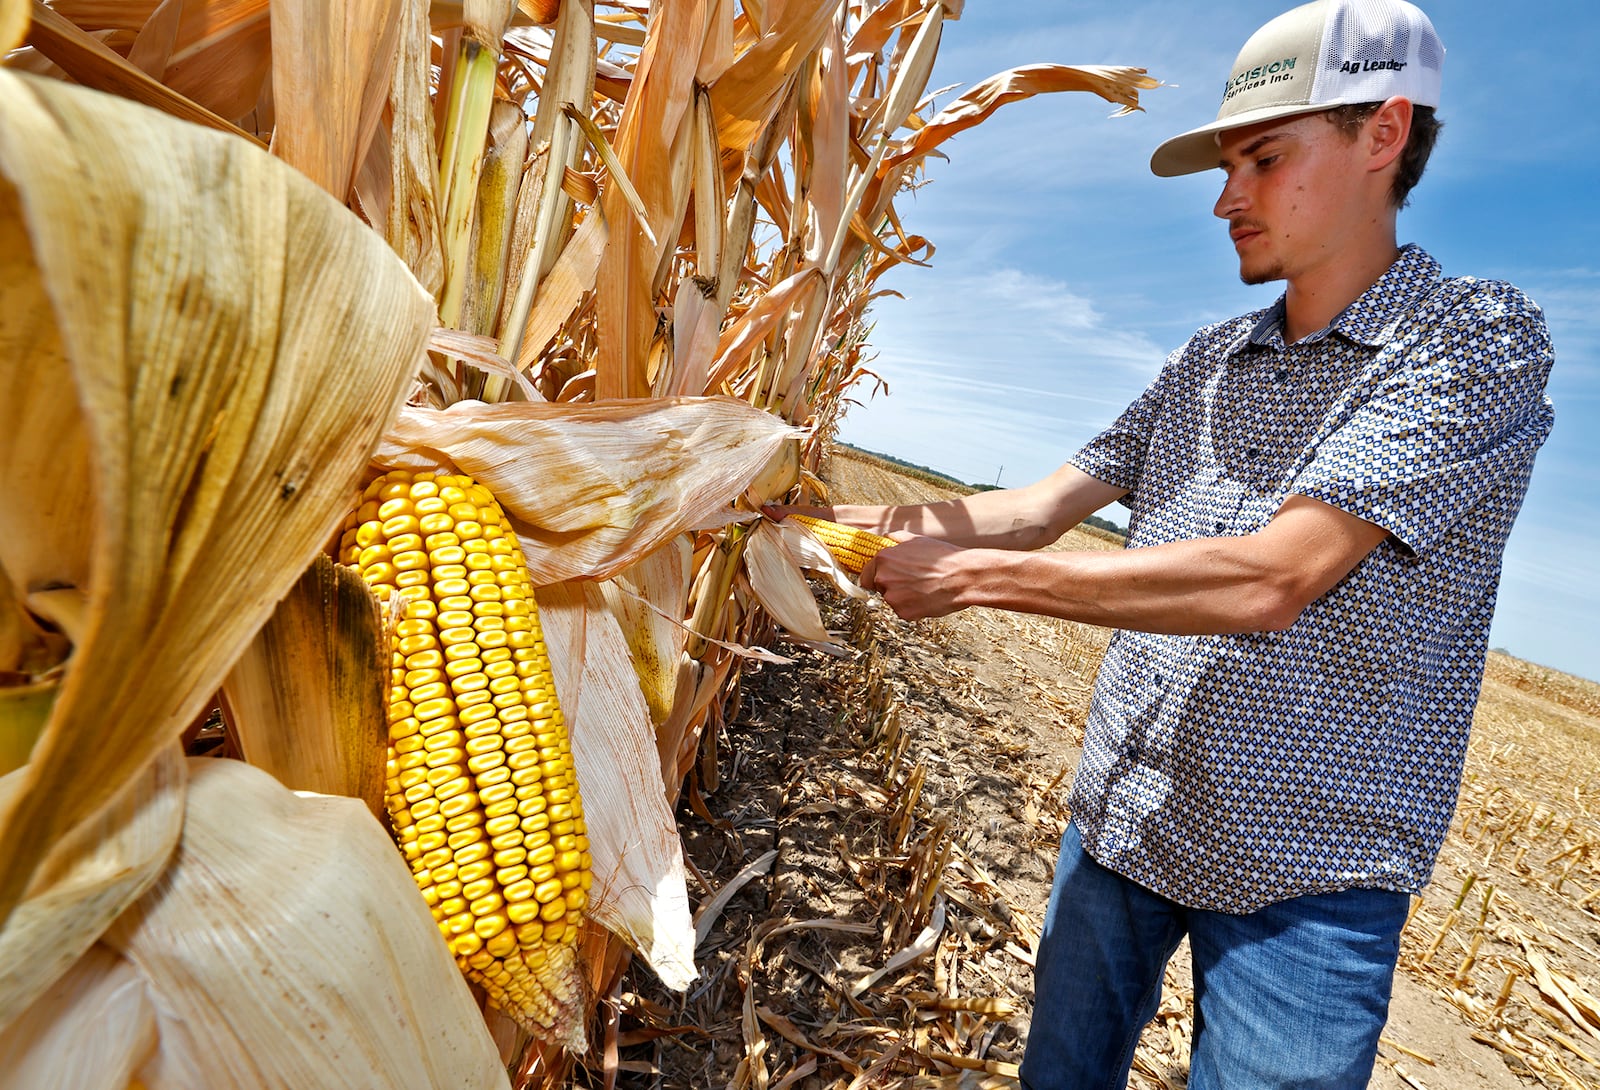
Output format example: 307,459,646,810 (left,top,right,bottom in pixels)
836,0,1600,681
